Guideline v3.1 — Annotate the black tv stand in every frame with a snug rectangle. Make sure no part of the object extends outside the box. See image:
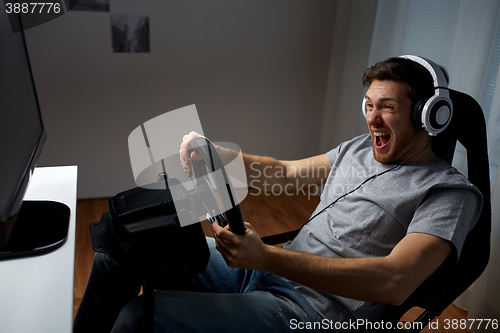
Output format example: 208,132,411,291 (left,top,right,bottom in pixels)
0,200,70,260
